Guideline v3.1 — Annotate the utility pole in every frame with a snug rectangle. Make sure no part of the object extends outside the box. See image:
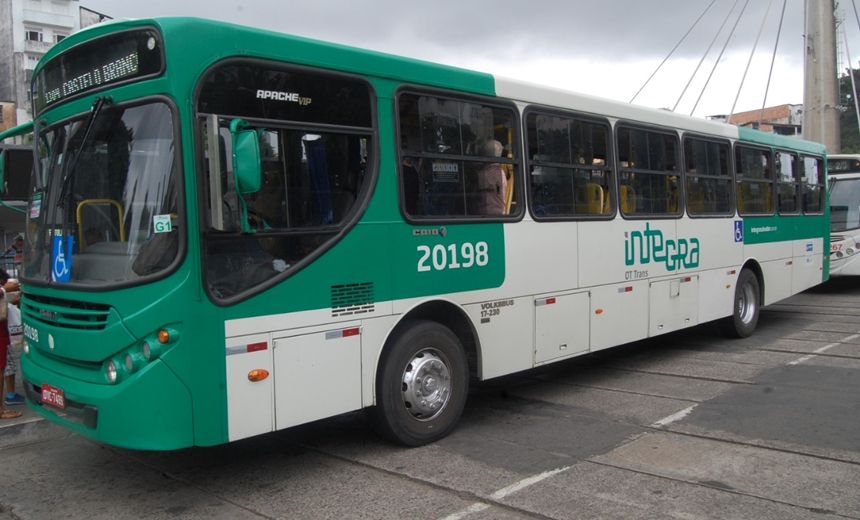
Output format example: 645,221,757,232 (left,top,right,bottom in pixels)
803,0,841,152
